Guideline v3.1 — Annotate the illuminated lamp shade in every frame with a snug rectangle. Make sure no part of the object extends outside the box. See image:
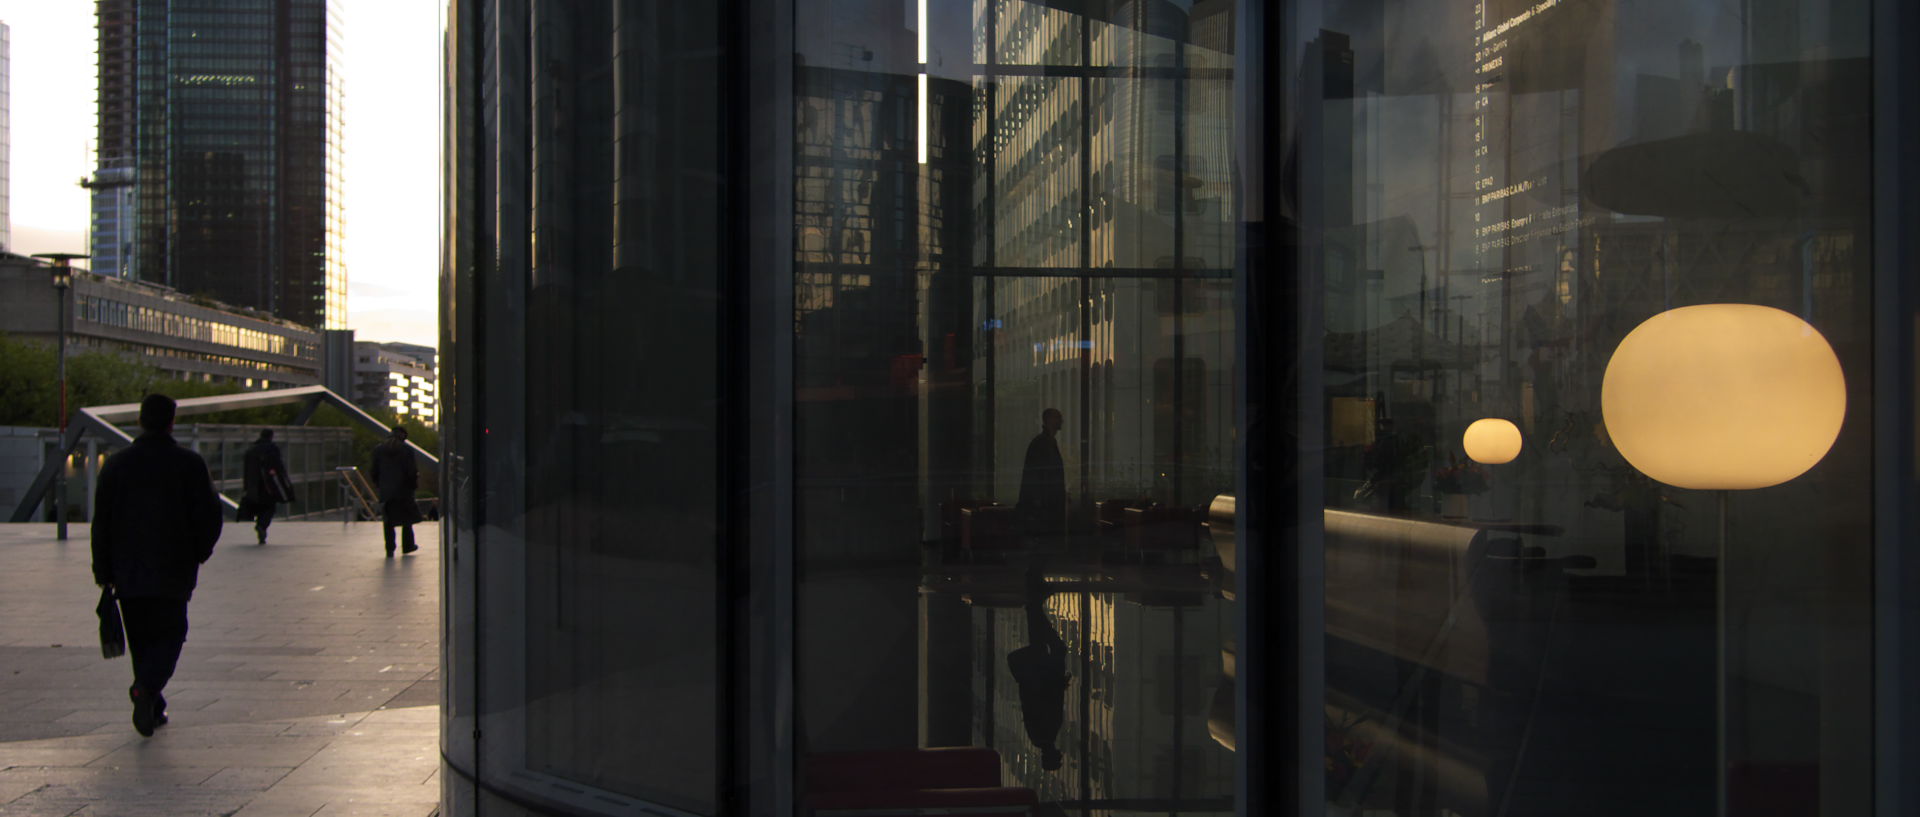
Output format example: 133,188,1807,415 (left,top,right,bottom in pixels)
1601,304,1845,491
1463,418,1523,465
